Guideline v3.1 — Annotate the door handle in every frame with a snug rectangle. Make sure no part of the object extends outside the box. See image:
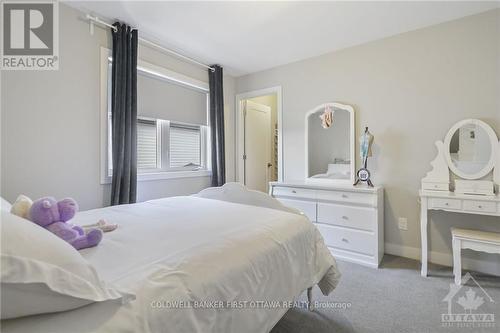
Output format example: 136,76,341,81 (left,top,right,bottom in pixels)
267,163,273,168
